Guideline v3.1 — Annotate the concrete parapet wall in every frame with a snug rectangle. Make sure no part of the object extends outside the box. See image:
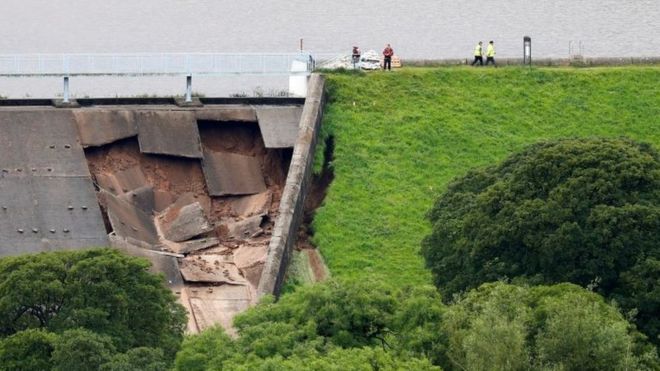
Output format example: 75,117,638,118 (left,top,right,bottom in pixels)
405,56,660,67
257,74,326,298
